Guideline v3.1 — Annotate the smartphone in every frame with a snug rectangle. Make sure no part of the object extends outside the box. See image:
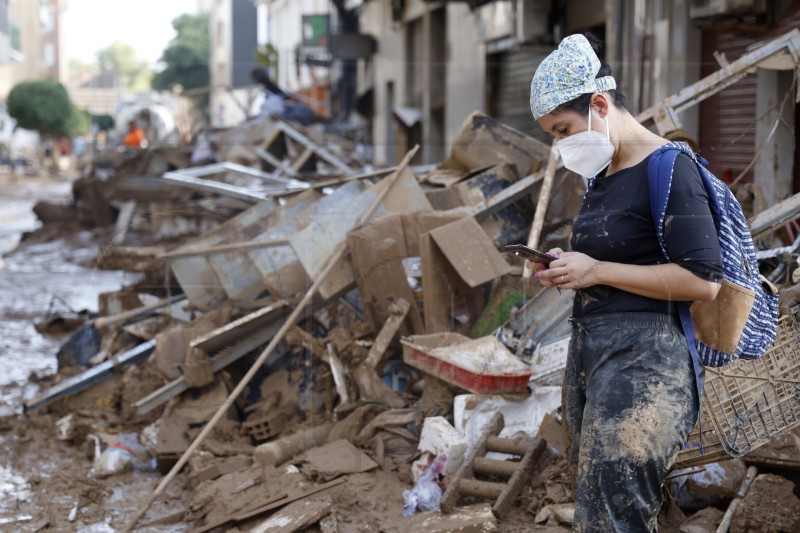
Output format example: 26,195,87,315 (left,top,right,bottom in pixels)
503,244,558,265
